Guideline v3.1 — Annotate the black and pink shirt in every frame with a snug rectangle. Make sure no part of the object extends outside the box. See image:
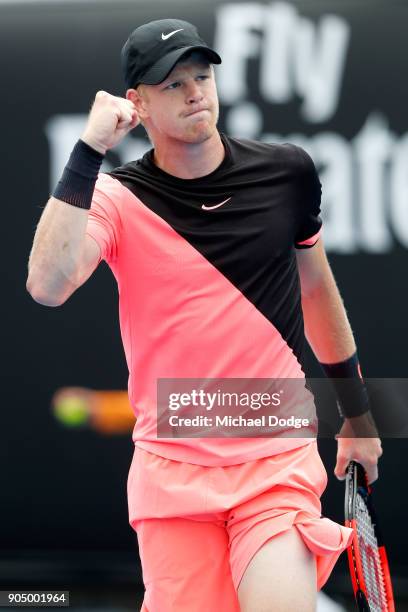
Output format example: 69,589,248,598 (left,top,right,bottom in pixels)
86,133,323,465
